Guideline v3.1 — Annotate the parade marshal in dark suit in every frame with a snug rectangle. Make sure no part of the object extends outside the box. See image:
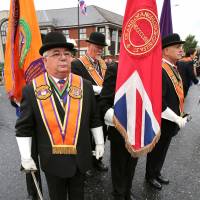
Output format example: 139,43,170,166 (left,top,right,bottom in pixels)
71,32,108,173
145,33,188,190
99,62,138,200
177,60,199,97
15,31,105,200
